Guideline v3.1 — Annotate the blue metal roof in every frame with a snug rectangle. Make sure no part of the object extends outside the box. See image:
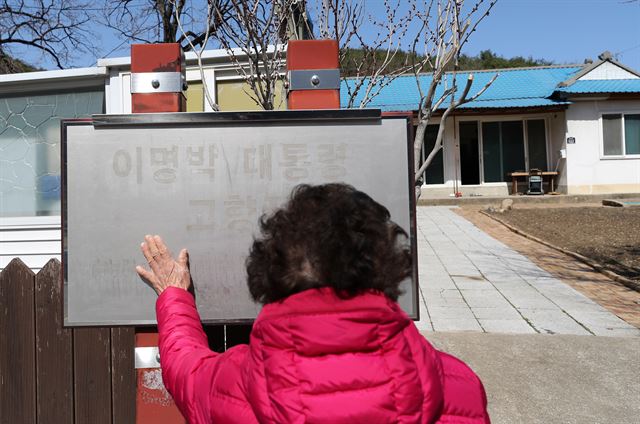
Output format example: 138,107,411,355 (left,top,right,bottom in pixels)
555,79,640,94
341,66,582,111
